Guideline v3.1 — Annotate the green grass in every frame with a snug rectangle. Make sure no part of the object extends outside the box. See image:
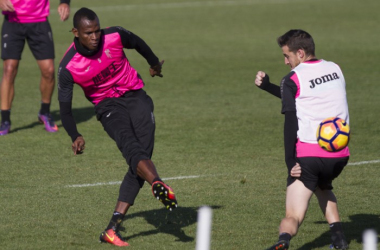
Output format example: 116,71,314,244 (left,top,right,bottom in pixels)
1,0,379,249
